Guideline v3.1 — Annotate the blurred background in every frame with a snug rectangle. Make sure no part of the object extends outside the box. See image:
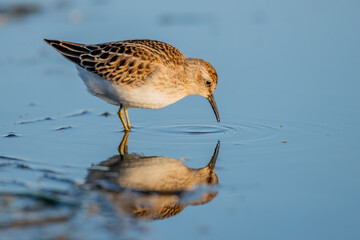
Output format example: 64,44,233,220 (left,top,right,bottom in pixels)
1,0,360,239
